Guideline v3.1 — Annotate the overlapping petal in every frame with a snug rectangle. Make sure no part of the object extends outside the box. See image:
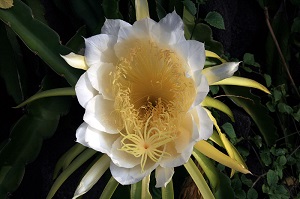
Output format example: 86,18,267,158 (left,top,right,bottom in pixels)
75,73,97,108
84,34,118,66
83,95,123,134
